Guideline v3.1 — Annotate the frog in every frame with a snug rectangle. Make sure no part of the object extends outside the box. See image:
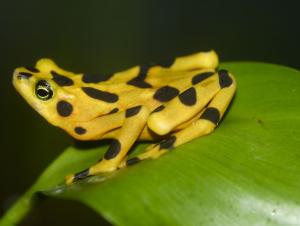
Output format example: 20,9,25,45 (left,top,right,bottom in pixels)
12,50,236,185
